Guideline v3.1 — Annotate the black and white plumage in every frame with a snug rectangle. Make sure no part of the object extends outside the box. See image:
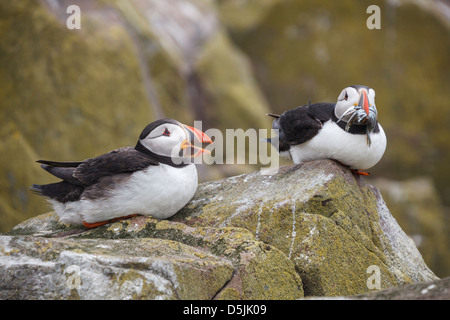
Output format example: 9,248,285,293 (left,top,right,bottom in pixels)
32,119,212,227
268,85,387,171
